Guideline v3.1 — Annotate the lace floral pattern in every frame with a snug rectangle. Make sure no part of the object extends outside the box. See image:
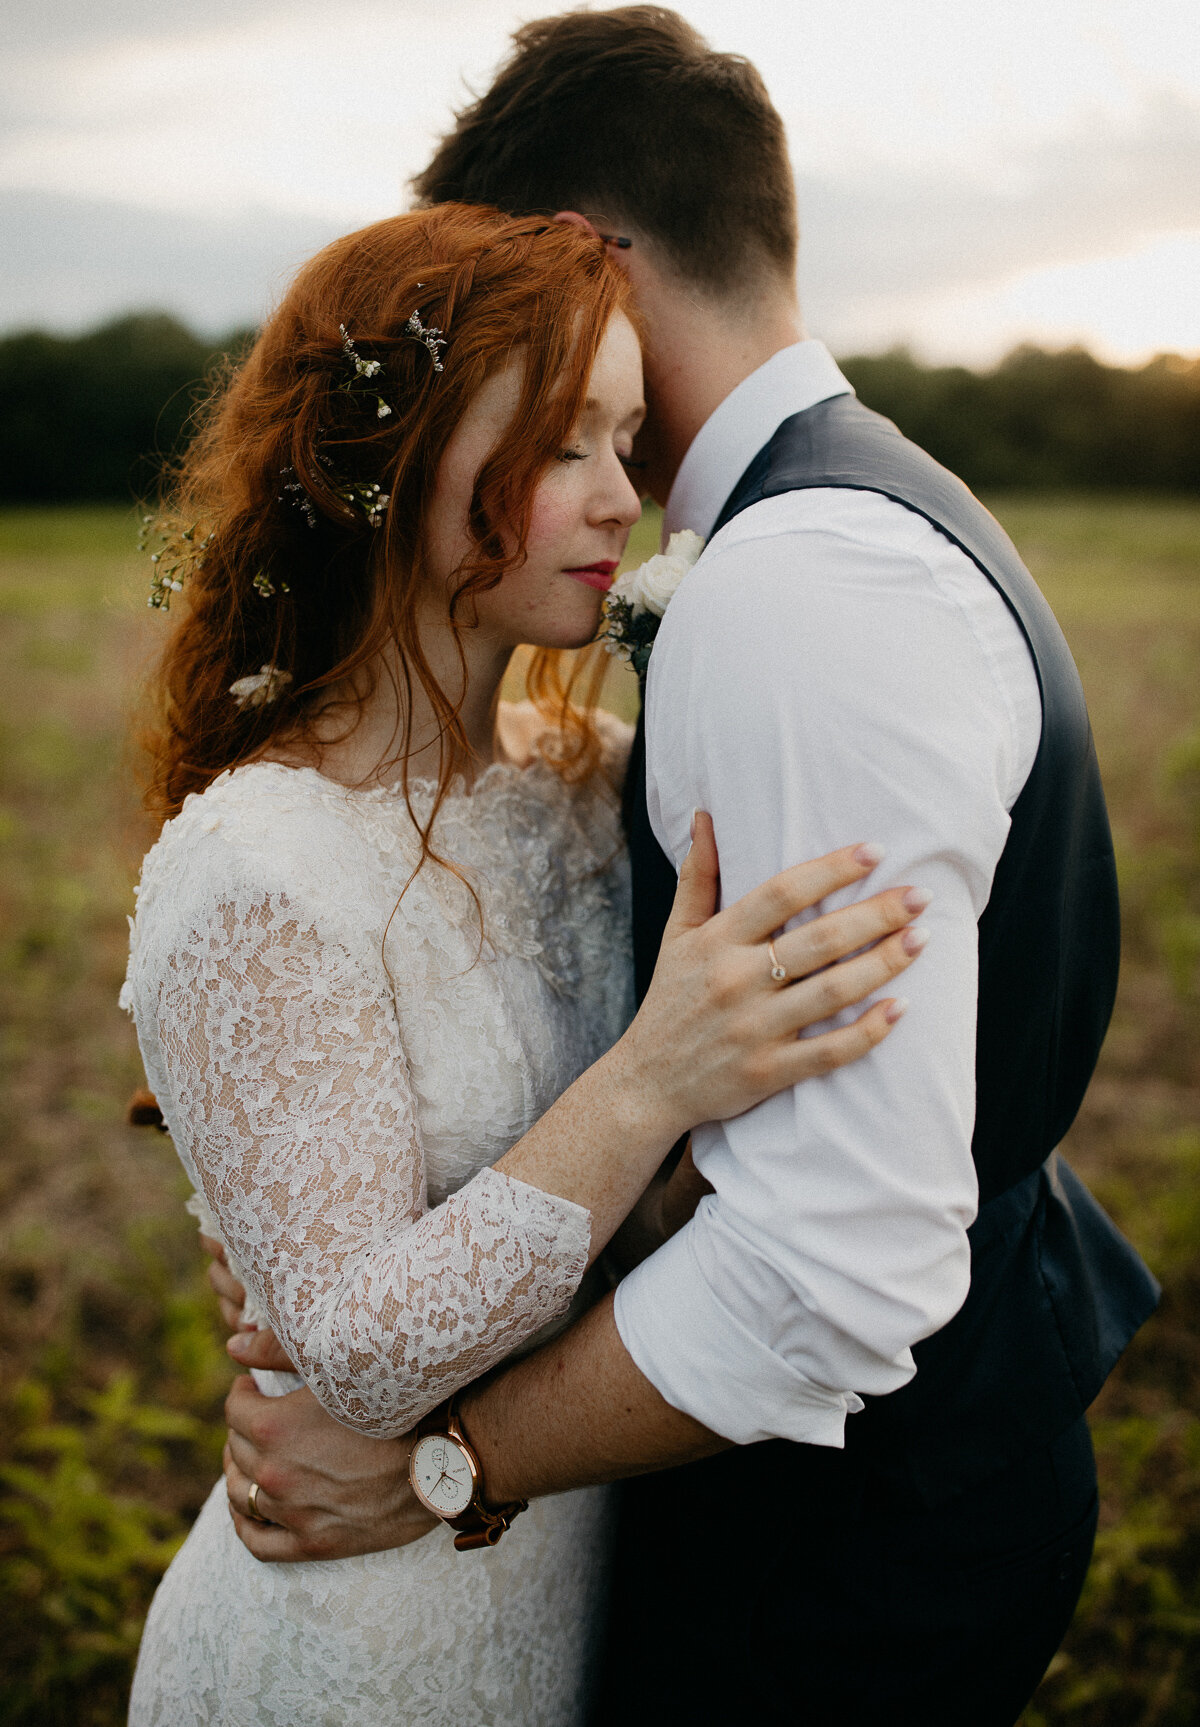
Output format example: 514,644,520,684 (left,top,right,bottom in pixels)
123,732,633,1724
